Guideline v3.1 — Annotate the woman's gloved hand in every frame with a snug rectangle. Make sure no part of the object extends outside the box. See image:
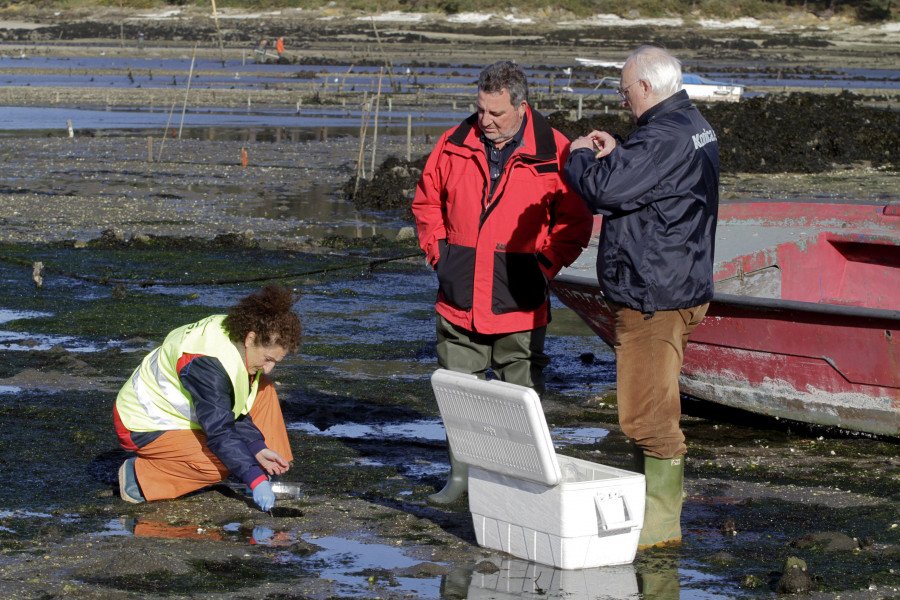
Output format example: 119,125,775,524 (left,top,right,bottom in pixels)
252,480,275,512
